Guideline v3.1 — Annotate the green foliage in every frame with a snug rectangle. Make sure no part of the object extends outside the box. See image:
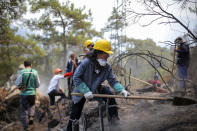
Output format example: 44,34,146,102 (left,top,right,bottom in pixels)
0,26,44,86
104,7,127,32
103,7,172,85
25,0,101,74
0,0,45,86
27,0,100,48
0,0,26,21
102,7,128,52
